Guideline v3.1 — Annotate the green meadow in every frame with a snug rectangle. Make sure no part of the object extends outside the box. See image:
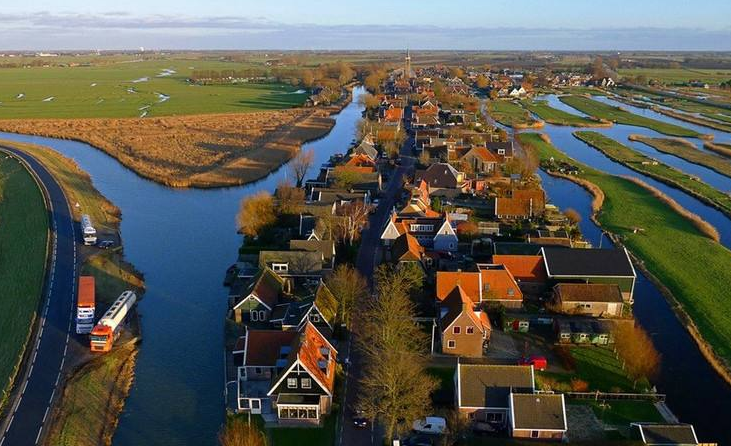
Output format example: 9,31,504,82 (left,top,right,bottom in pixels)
0,59,308,119
0,155,48,409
